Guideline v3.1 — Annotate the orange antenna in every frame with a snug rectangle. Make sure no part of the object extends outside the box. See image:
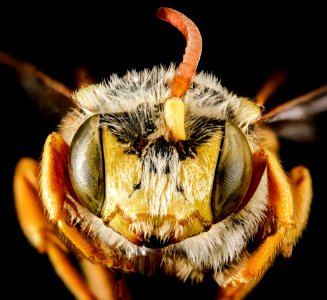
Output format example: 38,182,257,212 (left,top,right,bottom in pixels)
157,7,202,97
157,7,202,141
